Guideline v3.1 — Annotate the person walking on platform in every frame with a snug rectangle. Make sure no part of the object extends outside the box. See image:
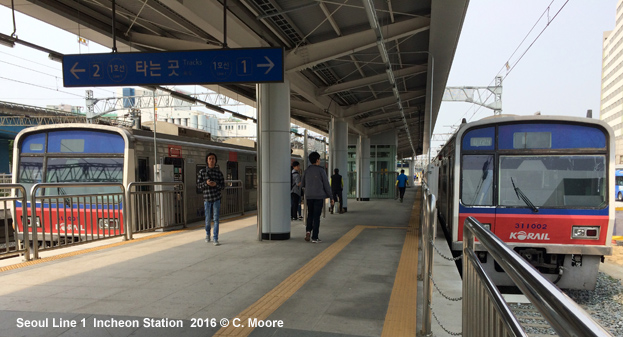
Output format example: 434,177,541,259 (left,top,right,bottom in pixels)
291,161,303,221
396,169,409,203
197,152,225,246
329,168,344,214
302,152,333,243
